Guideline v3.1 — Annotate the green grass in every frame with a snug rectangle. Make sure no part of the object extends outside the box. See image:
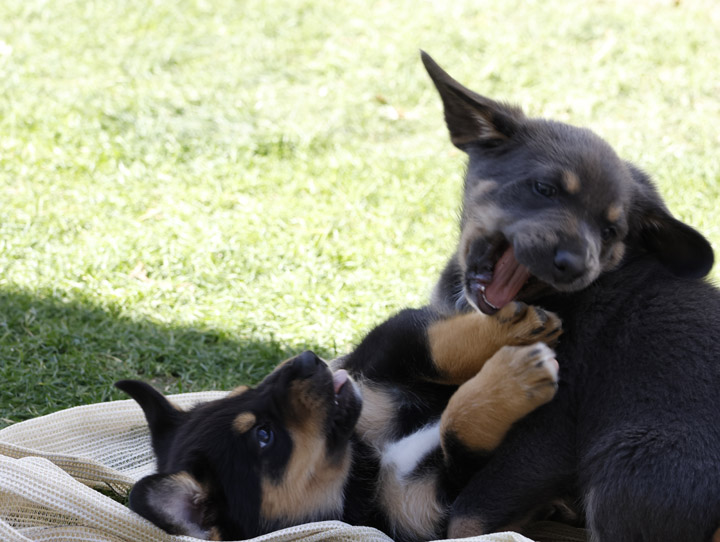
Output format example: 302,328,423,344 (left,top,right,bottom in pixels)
1,0,719,426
